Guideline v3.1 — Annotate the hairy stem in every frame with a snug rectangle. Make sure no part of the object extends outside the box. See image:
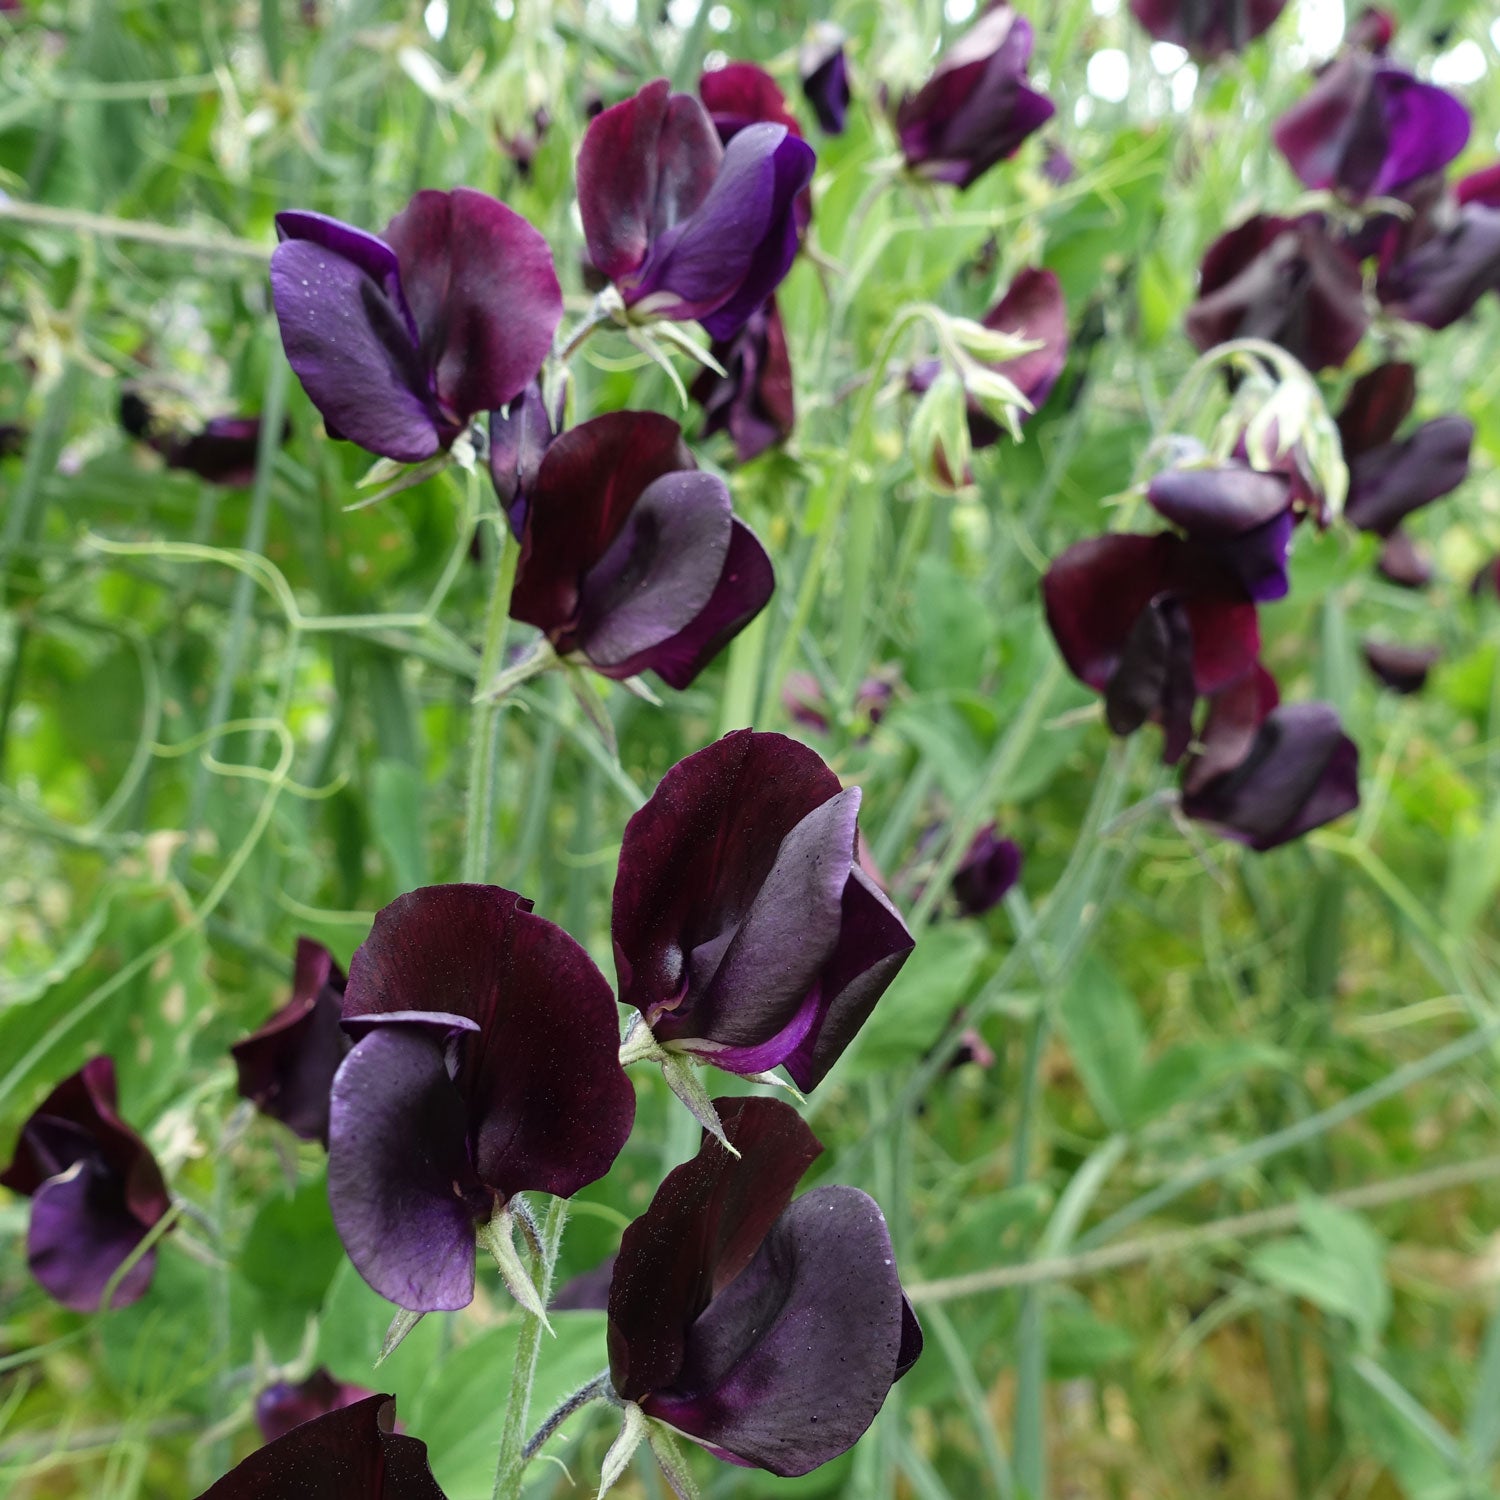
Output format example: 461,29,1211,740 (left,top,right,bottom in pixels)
520,1371,611,1463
